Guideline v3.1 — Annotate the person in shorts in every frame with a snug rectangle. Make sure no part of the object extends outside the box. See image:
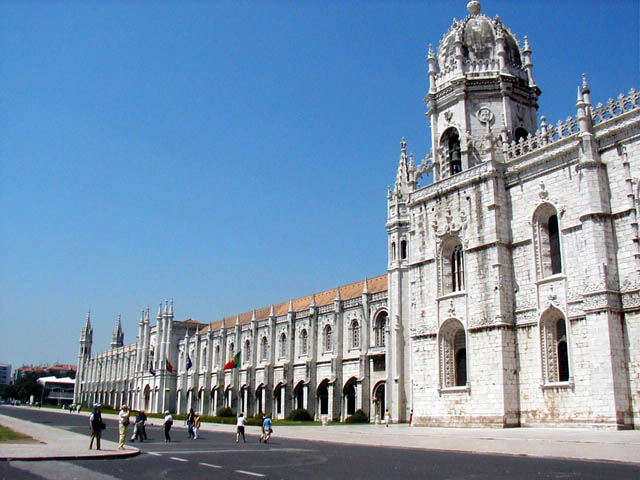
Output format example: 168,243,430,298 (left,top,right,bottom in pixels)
236,412,246,443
